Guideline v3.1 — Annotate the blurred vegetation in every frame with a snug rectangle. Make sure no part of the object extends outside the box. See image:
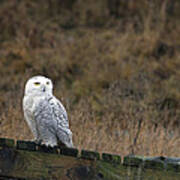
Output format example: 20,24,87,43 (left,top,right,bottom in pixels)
0,0,180,156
